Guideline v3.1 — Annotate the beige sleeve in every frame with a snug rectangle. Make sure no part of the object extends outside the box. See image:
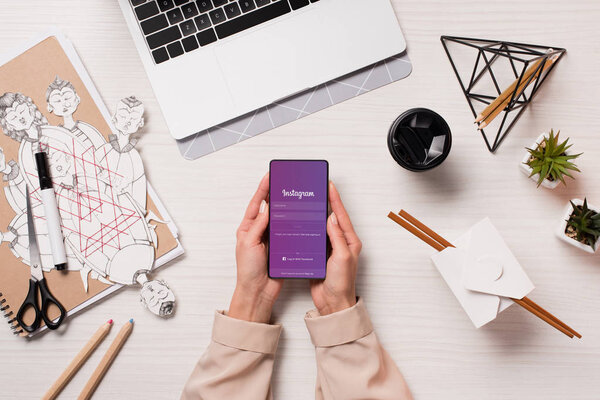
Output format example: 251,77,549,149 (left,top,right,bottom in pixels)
181,311,282,400
304,298,413,400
